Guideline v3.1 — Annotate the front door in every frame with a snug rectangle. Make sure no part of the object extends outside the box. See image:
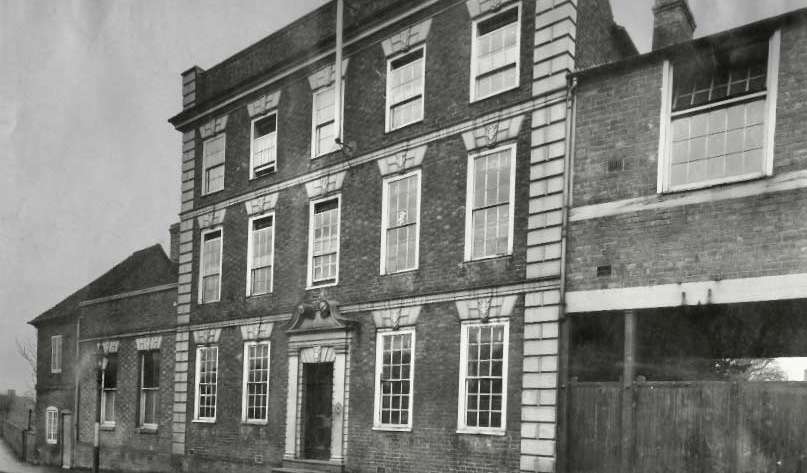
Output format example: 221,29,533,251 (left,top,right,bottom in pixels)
302,362,333,460
61,412,72,469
